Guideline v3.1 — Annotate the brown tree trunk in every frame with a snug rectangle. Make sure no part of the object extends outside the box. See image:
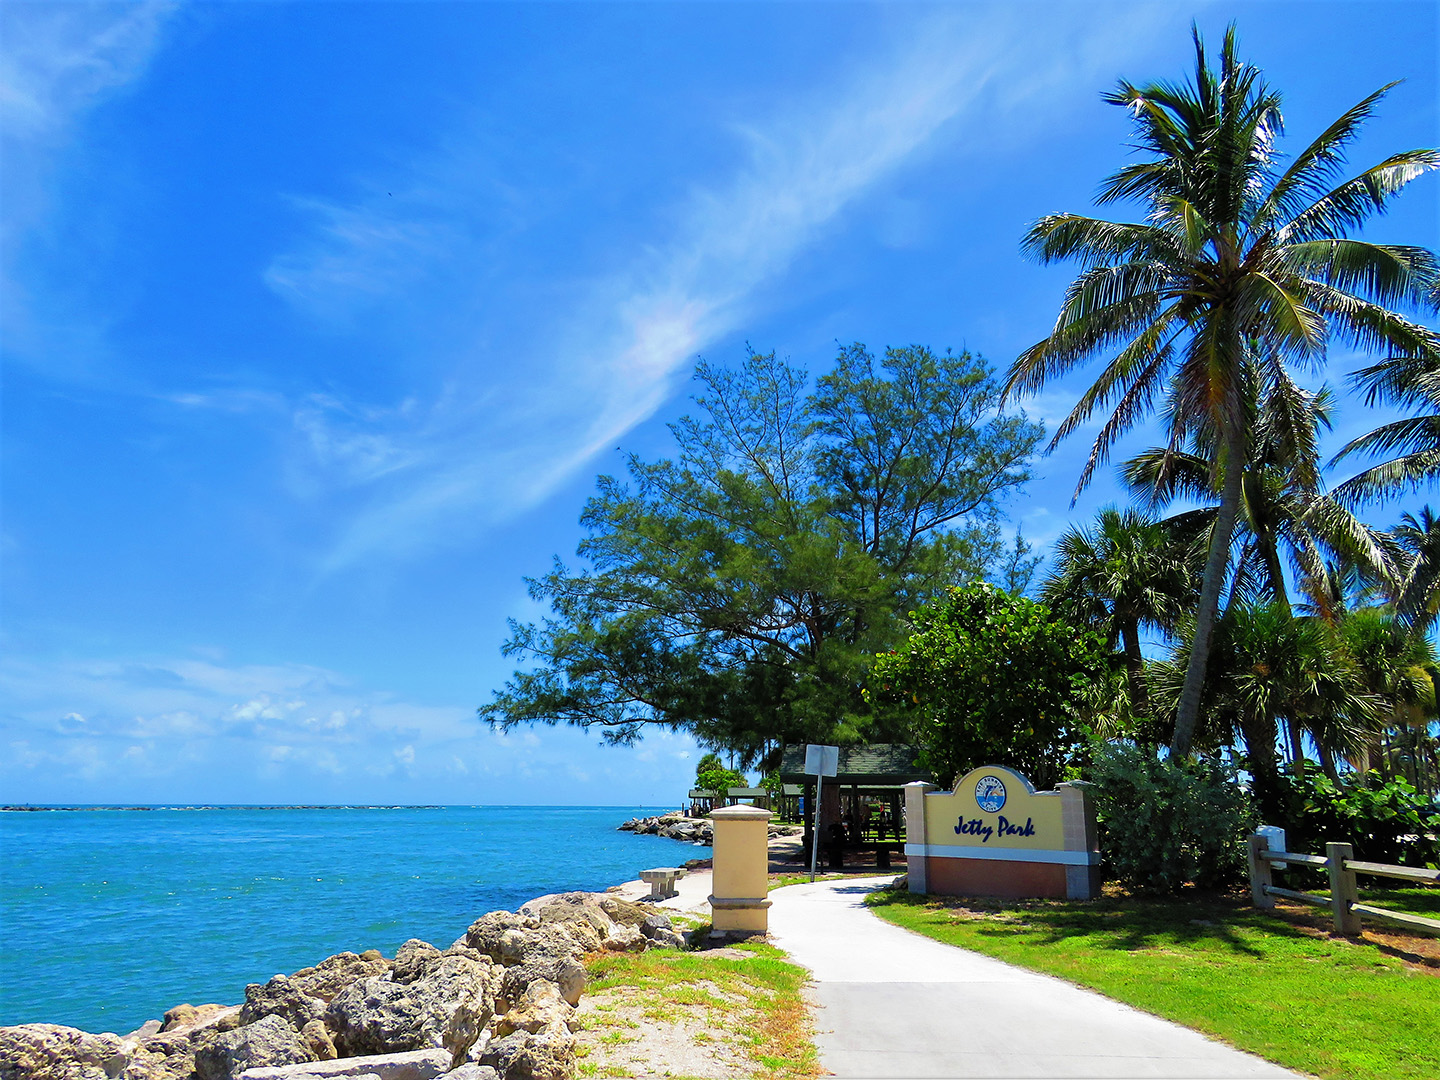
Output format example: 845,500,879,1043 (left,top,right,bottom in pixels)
1121,620,1150,719
1173,424,1247,758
